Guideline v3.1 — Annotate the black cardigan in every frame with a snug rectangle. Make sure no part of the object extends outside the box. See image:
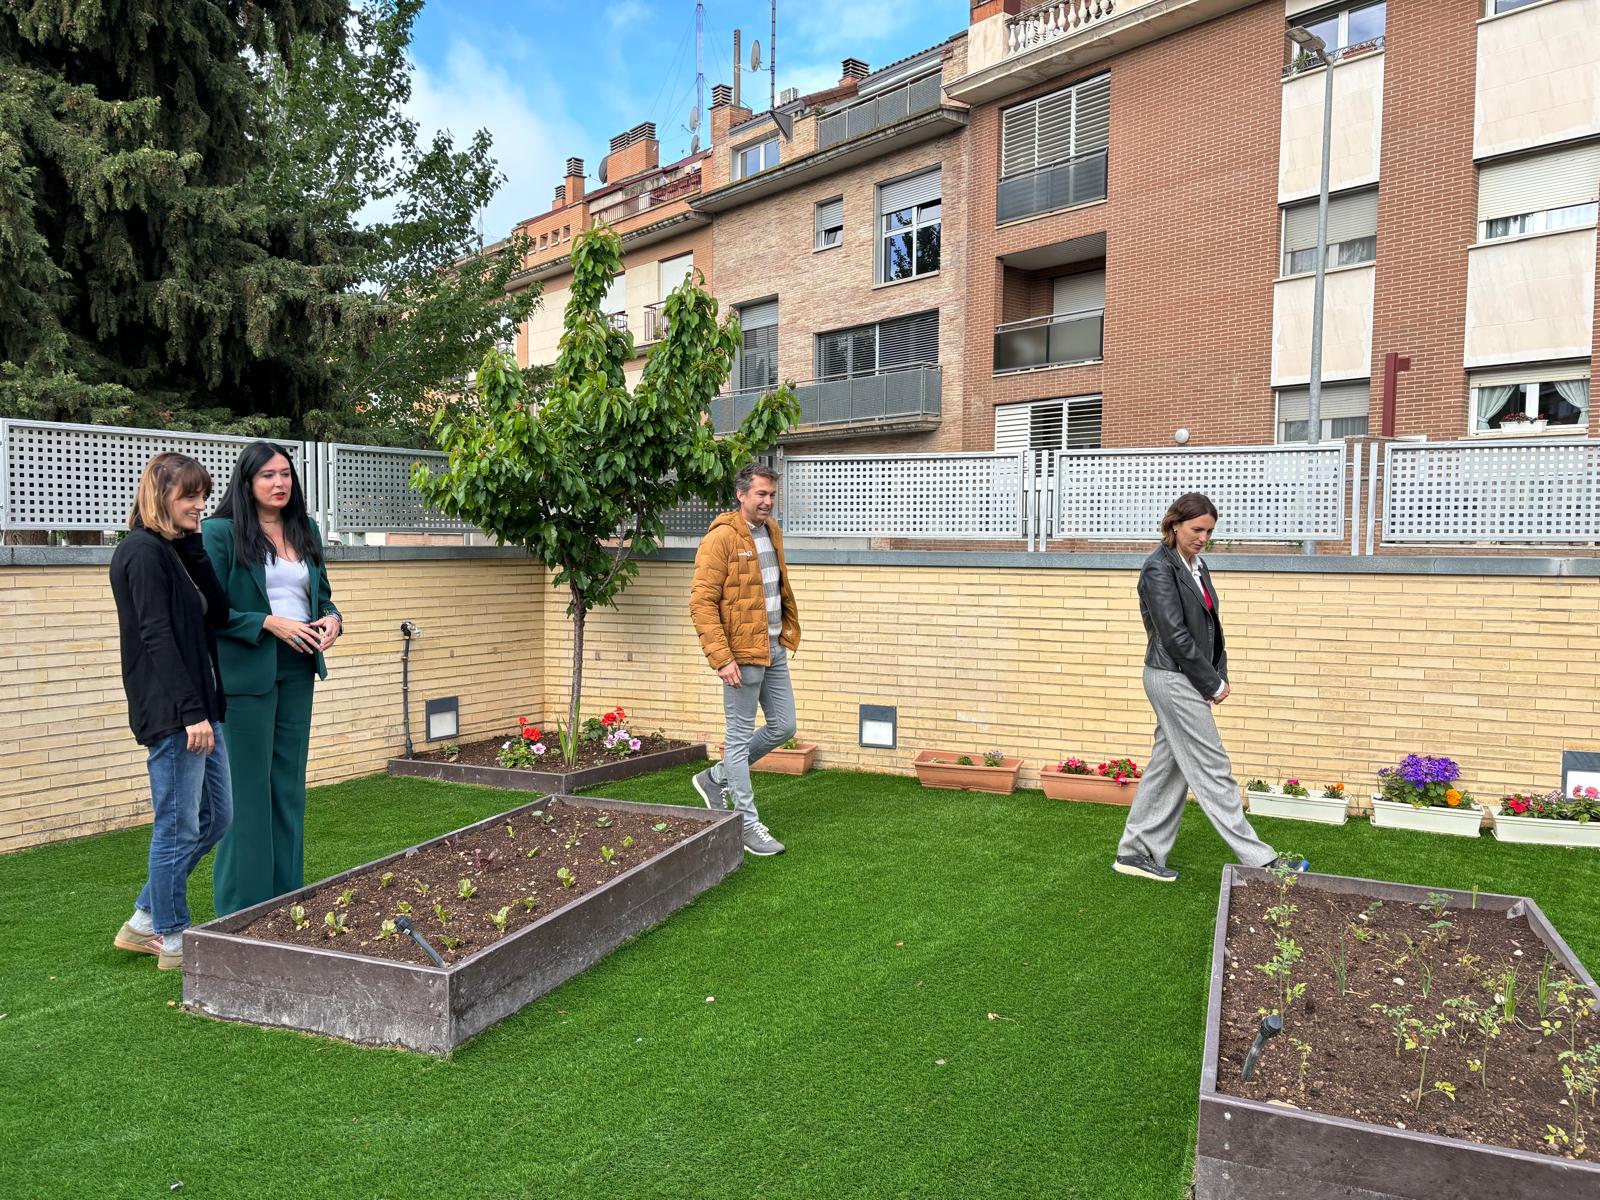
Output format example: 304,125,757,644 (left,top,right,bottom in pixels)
110,530,230,746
